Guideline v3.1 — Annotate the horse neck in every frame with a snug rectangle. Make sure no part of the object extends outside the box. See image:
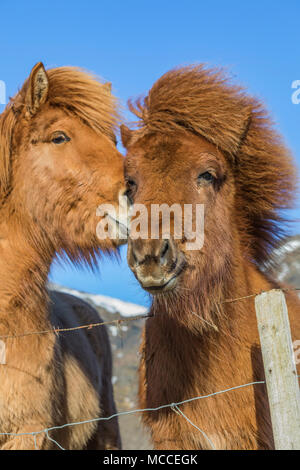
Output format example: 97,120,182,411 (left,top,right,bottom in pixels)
0,213,53,325
151,246,255,353
143,256,269,409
